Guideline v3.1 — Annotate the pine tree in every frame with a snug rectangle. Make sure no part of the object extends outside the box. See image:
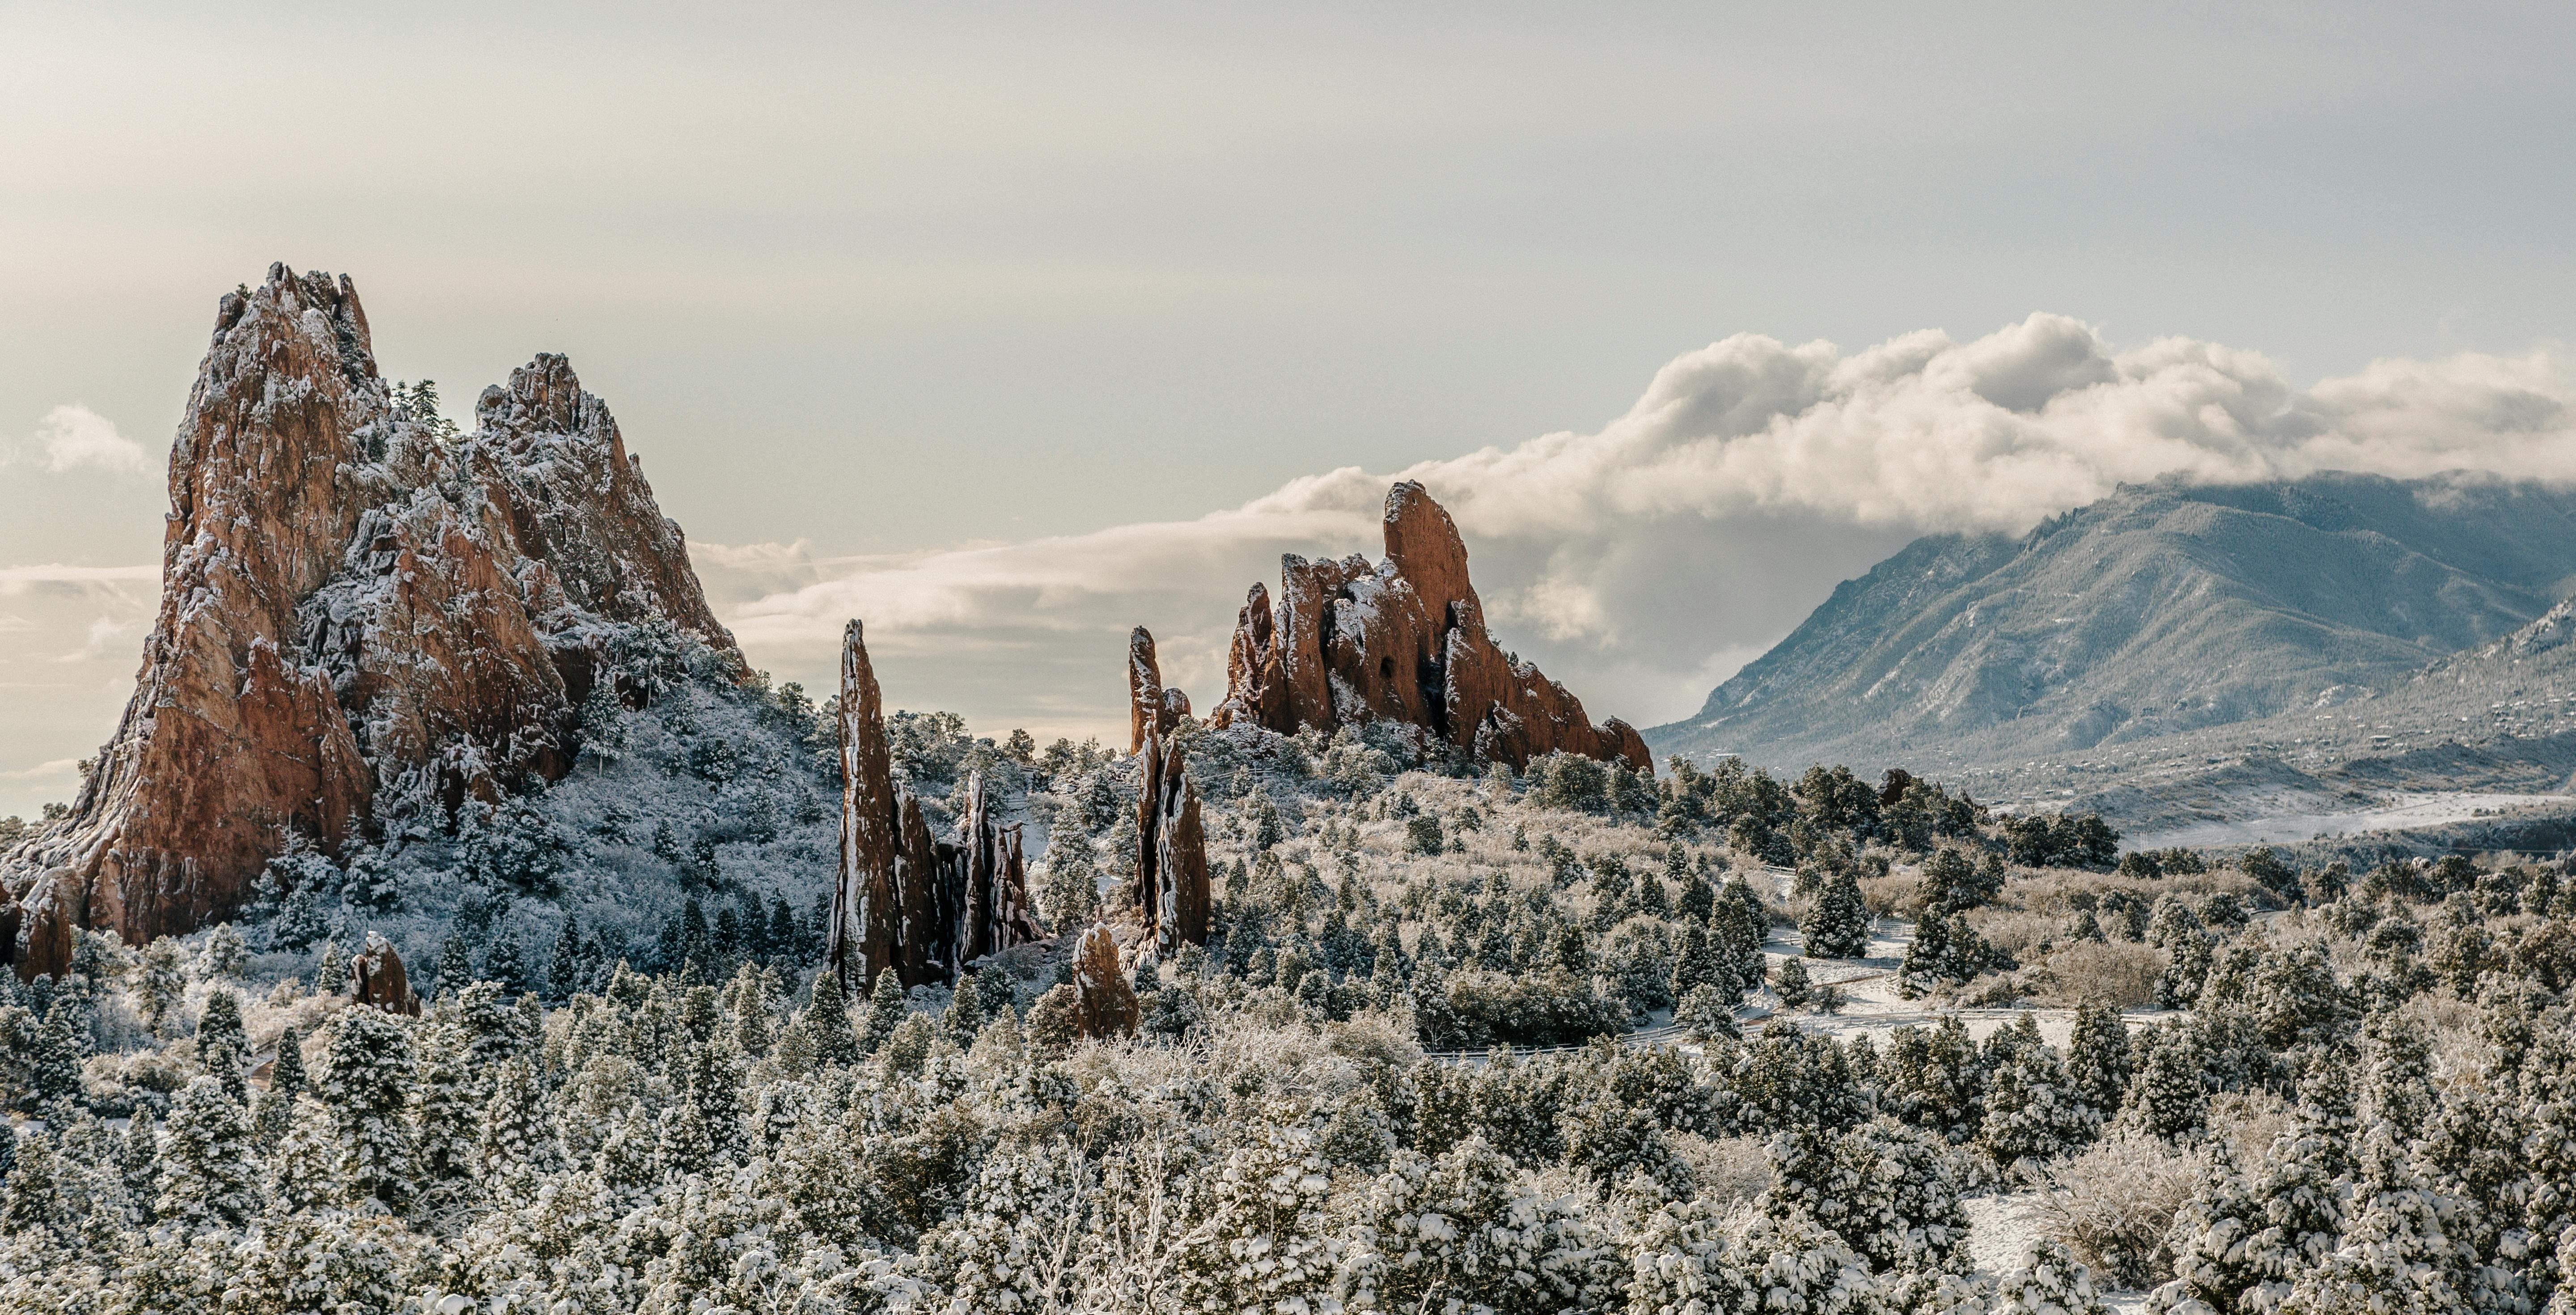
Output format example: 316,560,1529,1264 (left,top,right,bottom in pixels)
1169,1120,1341,1314
484,929,530,996
2066,1002,2134,1125
1776,955,1813,1008
1994,1239,2110,1315
860,969,907,1057
548,912,586,1001
803,970,861,1067
136,937,188,1036
409,1022,480,1200
945,973,985,1047
1801,870,1873,959
0,1128,66,1241
269,1096,341,1217
315,937,349,995
2131,1026,2208,1141
1981,1038,2092,1168
478,1056,561,1186
437,935,472,996
254,1023,308,1149
1668,918,1730,1004
319,1007,416,1210
195,988,251,1106
155,1075,259,1230
32,996,85,1119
